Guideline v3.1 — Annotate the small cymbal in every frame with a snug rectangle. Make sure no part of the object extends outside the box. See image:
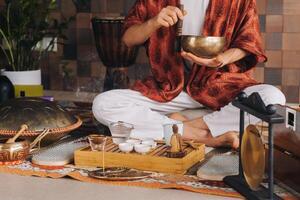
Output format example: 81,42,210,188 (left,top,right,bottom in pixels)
241,124,265,191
